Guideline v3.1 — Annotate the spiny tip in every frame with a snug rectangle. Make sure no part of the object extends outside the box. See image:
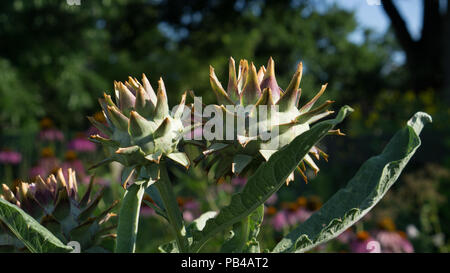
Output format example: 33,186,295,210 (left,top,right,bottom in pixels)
267,57,275,71
250,62,258,74
297,61,303,72
129,110,138,118
158,78,166,92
